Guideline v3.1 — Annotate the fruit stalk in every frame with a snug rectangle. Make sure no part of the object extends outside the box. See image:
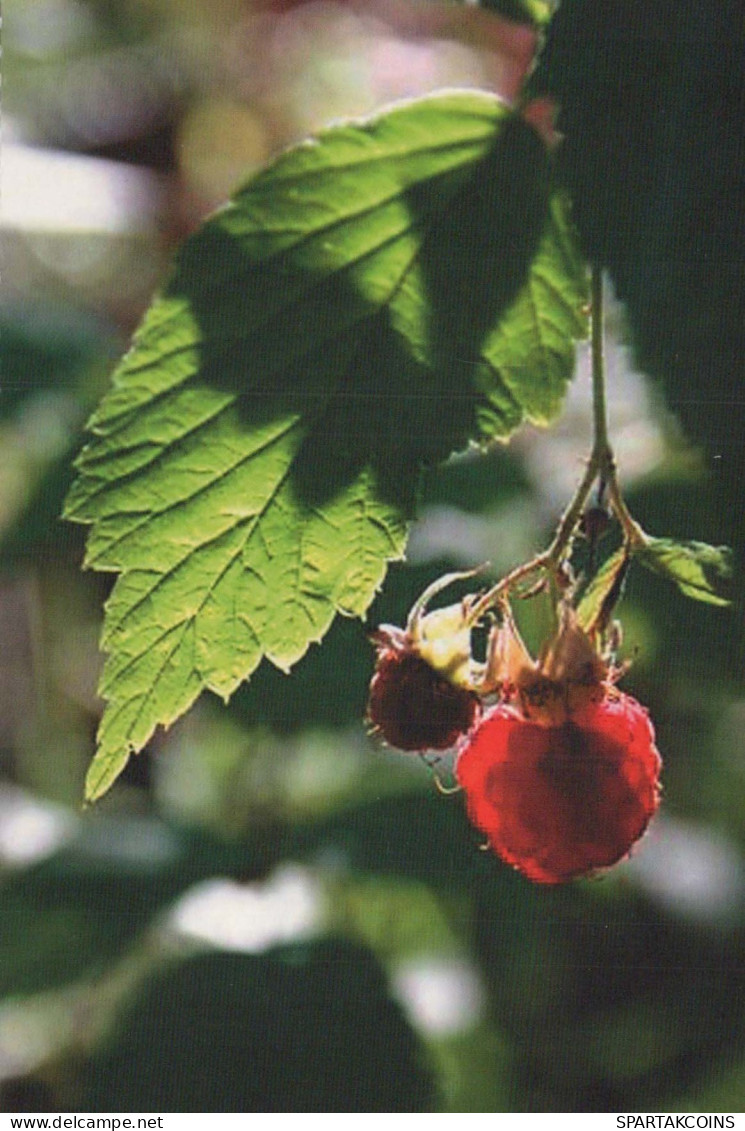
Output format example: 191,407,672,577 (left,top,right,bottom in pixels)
467,265,648,628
